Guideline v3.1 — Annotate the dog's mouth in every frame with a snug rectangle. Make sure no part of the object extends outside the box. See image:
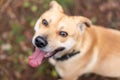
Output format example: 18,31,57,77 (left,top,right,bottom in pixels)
28,47,65,67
